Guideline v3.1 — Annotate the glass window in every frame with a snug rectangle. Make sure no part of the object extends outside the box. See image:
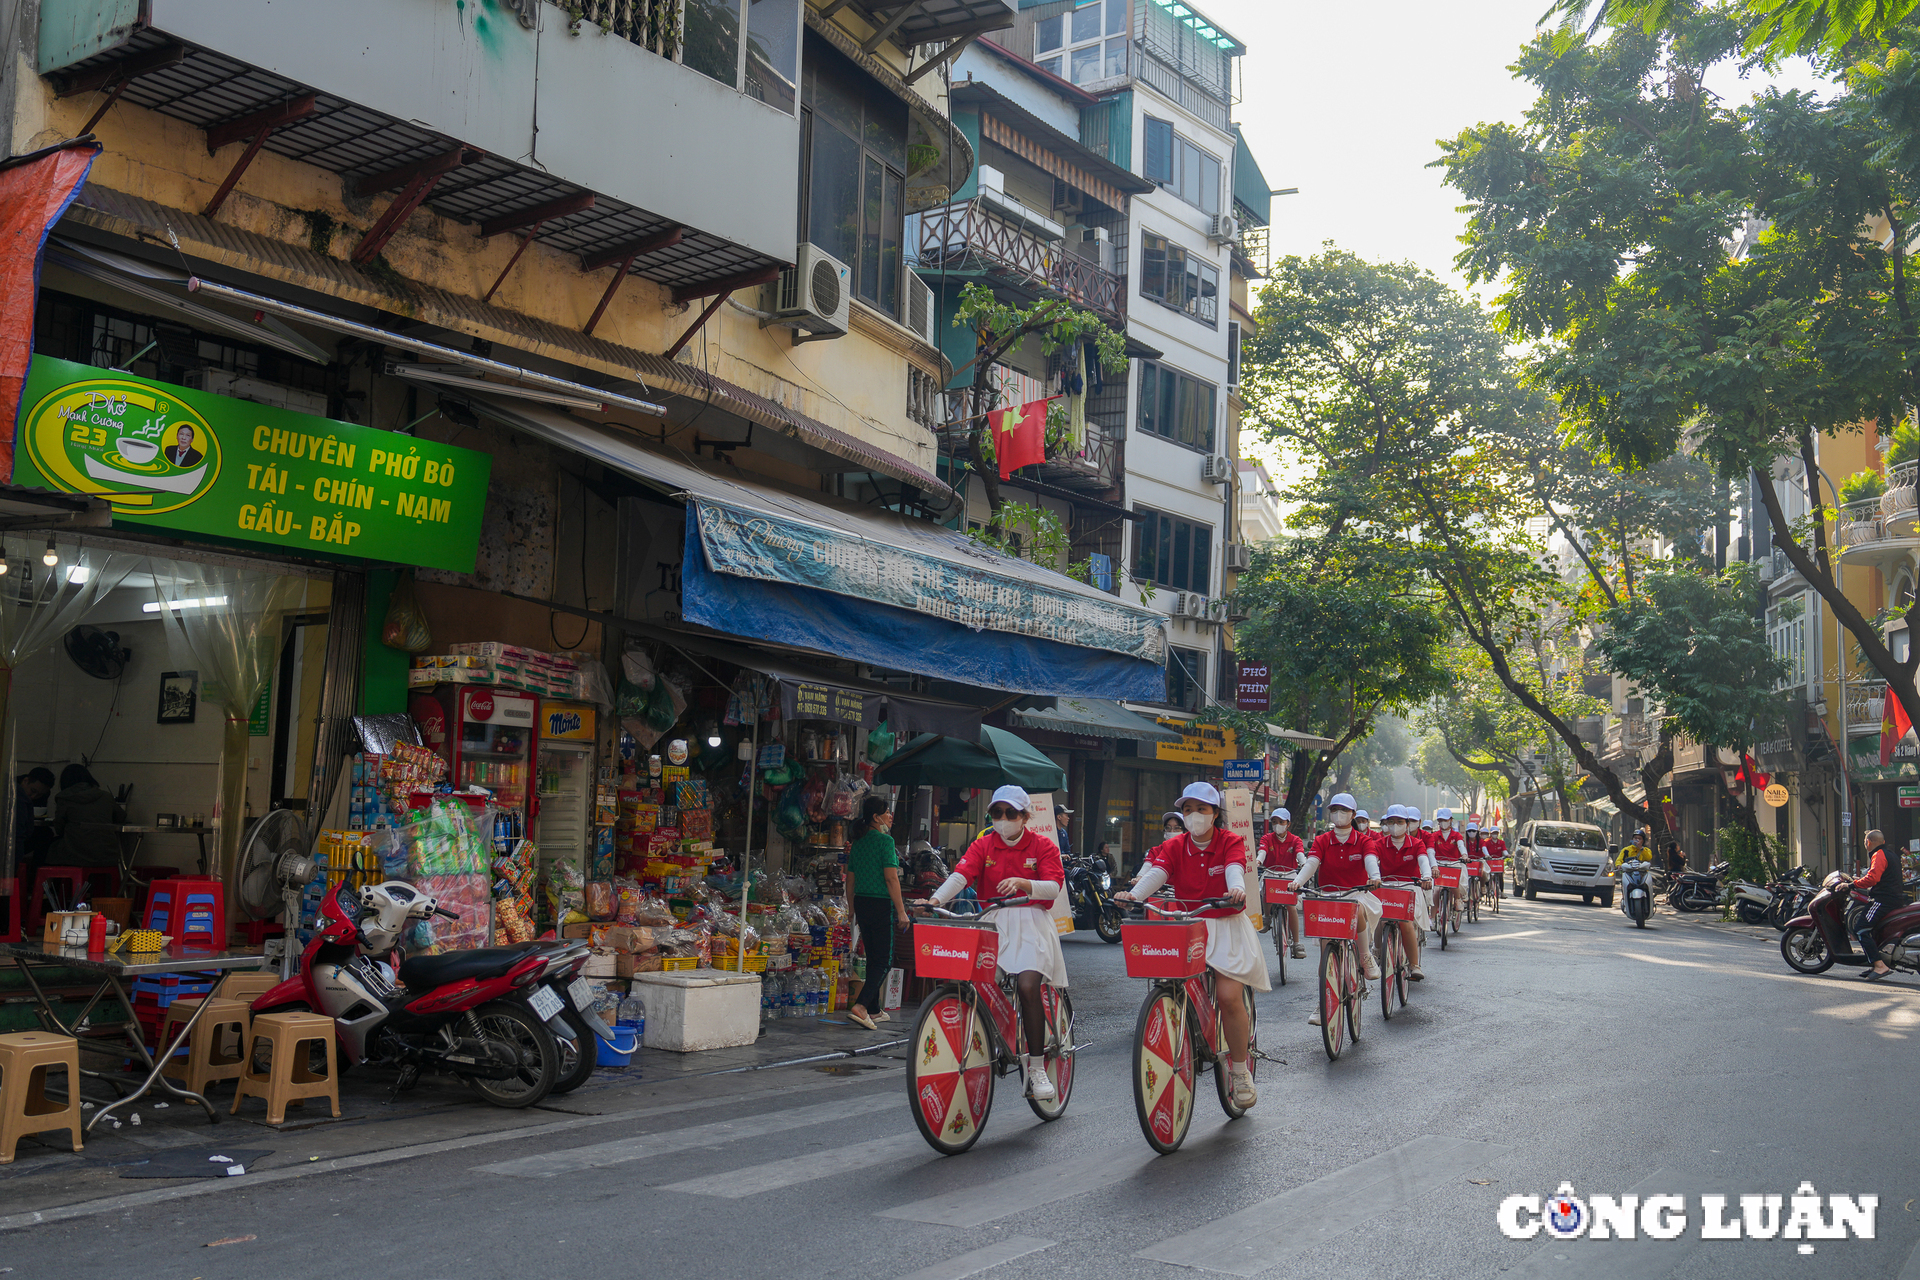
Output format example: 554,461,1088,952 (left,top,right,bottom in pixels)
1138,363,1158,435
1070,43,1102,84
683,0,743,90
1141,231,1169,307
860,154,883,306
1139,229,1218,329
744,0,799,113
1172,522,1192,591
807,118,862,270
1036,56,1063,77
801,33,909,319
1132,508,1216,596
1037,15,1063,50
1104,36,1127,78
880,168,903,317
1040,0,1117,86
1167,648,1208,710
1071,2,1101,42
1165,132,1223,215
1107,0,1127,35
1137,361,1217,452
